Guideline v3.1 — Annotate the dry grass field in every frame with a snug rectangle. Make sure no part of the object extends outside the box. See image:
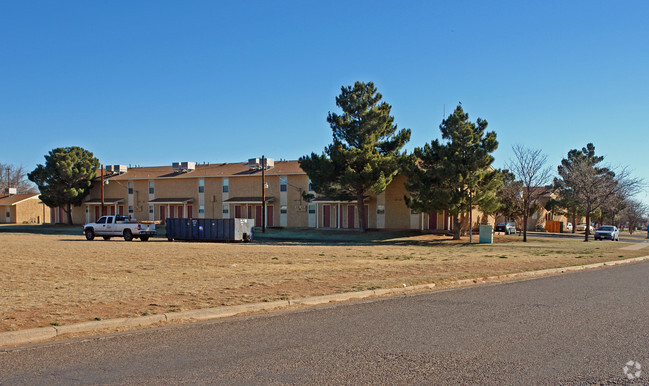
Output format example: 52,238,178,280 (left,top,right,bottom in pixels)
1,231,647,332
